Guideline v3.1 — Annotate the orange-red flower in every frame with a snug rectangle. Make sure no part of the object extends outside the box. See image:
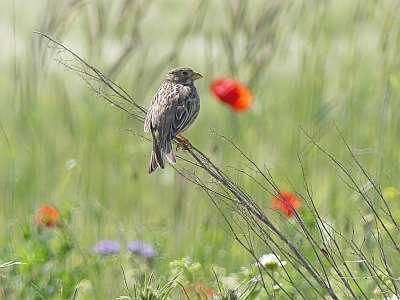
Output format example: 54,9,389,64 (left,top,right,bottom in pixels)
34,204,60,228
210,78,252,111
271,190,300,217
195,281,215,299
